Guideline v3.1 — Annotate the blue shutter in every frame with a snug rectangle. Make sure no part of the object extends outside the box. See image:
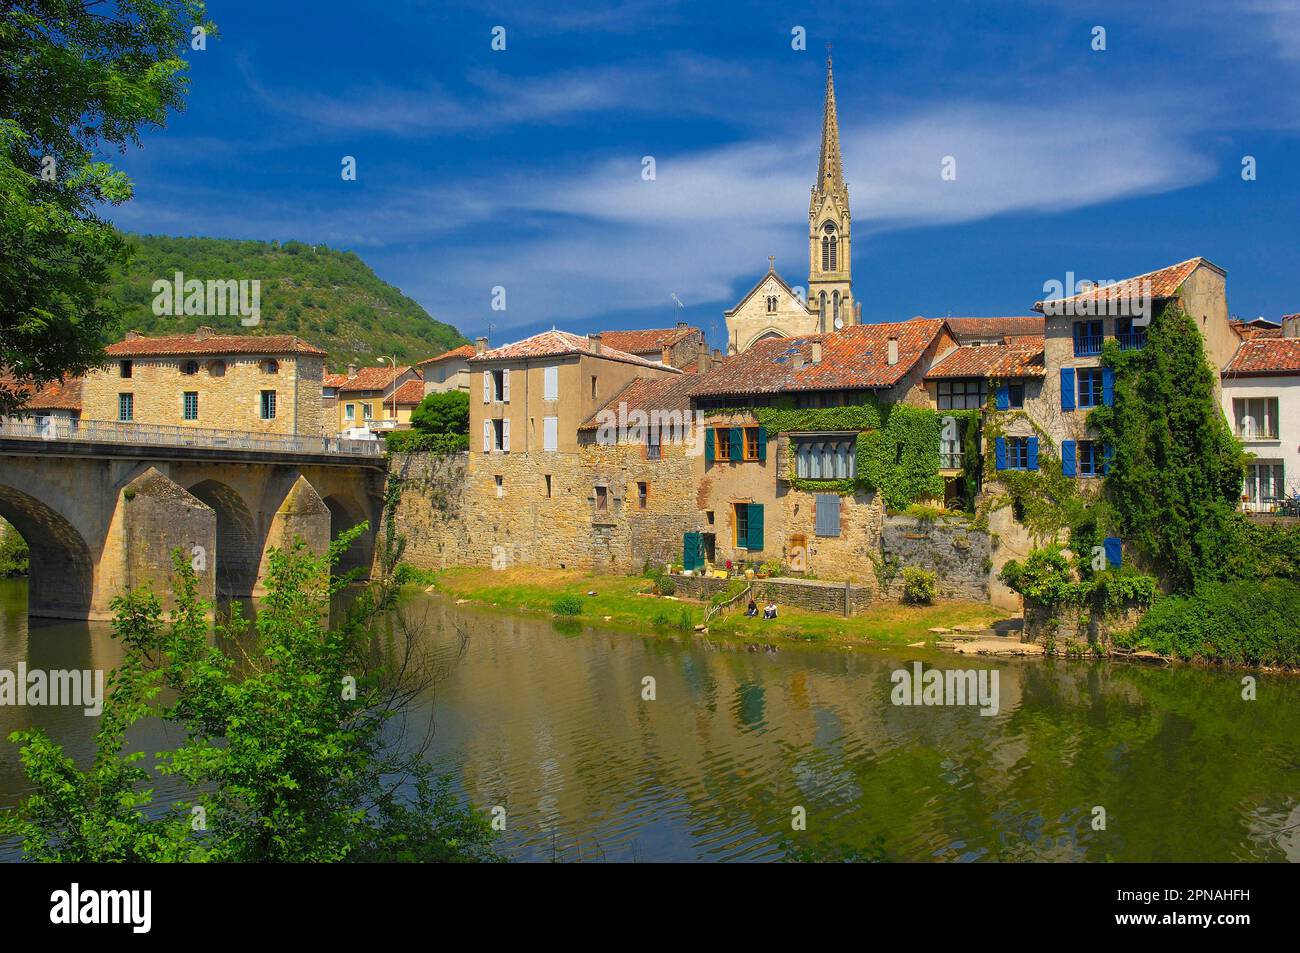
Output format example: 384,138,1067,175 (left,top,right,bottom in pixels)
1060,368,1075,411
995,436,1007,471
815,494,841,537
705,427,715,464
683,532,702,571
1027,437,1039,471
729,427,743,462
1103,443,1114,476
1102,367,1115,406
1104,537,1122,568
757,426,767,463
748,503,764,551
996,382,1009,411
1061,440,1076,477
